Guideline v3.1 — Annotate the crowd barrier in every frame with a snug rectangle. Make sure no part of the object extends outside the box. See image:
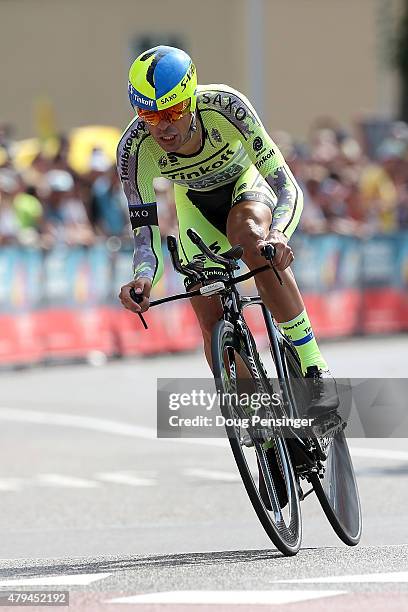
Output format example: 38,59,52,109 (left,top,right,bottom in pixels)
0,233,407,365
